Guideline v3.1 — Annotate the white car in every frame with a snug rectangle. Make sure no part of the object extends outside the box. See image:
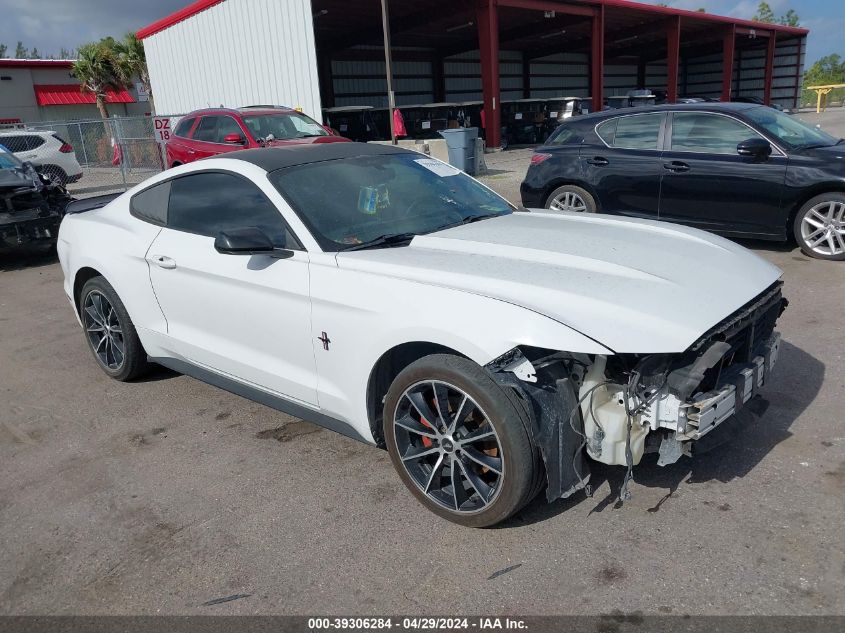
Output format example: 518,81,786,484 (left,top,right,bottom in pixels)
0,130,83,185
58,144,786,526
